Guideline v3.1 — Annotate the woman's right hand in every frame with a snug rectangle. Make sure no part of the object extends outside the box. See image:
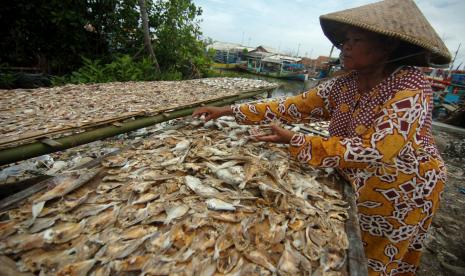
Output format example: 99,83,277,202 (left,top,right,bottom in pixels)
192,106,233,122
